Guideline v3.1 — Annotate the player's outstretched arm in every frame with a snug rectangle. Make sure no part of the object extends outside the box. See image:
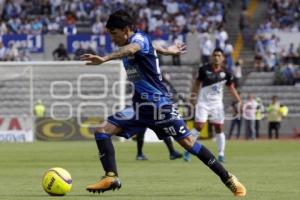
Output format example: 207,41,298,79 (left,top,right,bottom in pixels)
228,84,243,105
81,43,141,65
154,43,187,56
